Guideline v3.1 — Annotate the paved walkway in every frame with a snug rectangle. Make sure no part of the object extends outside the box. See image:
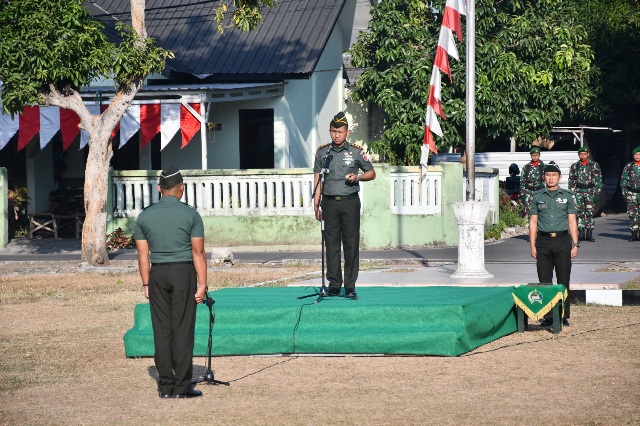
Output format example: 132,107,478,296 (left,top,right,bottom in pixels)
1,214,639,289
